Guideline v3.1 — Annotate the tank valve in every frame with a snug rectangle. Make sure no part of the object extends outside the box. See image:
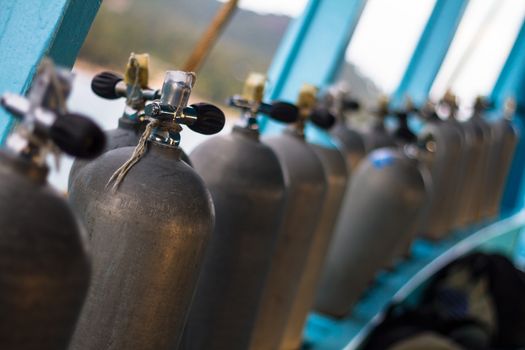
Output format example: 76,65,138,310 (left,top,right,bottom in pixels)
323,83,360,119
228,72,299,130
1,59,105,165
291,84,336,137
143,71,225,146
